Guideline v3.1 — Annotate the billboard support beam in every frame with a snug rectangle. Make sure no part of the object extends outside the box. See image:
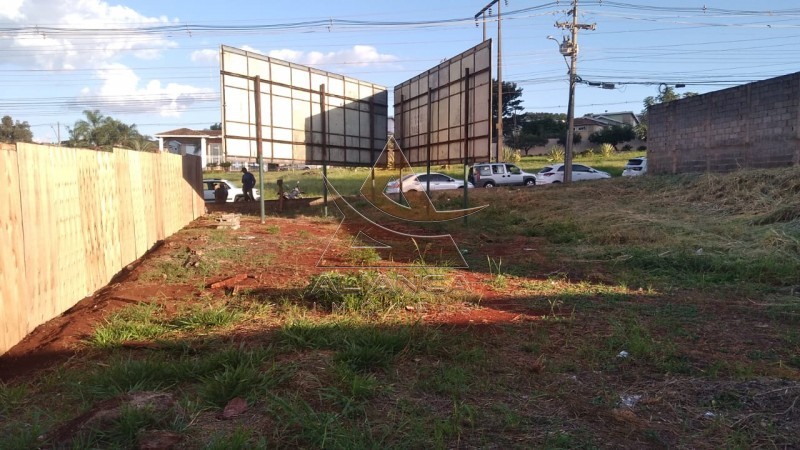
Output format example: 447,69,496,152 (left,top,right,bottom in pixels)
463,68,471,225
426,88,432,195
320,83,328,217
254,75,265,223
